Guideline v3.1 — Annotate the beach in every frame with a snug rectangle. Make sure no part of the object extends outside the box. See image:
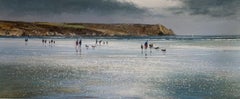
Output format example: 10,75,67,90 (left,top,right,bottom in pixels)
0,37,240,98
